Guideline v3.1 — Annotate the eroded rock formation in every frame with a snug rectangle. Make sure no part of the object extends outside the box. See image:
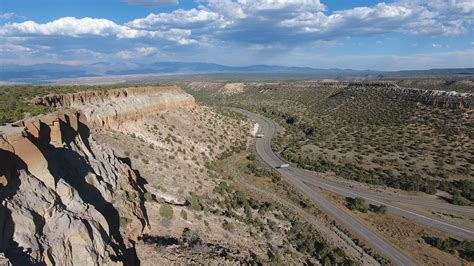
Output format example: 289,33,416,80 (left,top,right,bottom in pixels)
0,110,149,265
36,86,196,130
